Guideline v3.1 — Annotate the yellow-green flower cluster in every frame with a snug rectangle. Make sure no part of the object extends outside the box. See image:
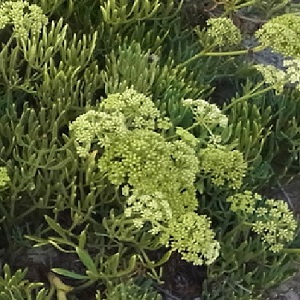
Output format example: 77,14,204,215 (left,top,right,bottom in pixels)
0,167,9,188
124,191,173,235
175,127,198,147
0,1,48,39
99,129,169,188
255,59,300,93
205,17,242,49
98,130,199,216
199,144,247,190
70,88,171,156
70,110,127,157
71,89,220,265
71,89,200,215
256,14,300,58
227,191,297,253
227,191,262,214
252,199,297,253
255,64,286,94
182,98,228,129
99,88,169,130
284,59,300,88
163,212,220,265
